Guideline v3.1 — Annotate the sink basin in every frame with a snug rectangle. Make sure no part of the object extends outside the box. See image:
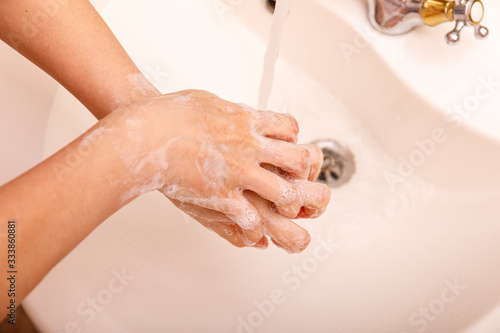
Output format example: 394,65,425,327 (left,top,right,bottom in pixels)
22,0,500,332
